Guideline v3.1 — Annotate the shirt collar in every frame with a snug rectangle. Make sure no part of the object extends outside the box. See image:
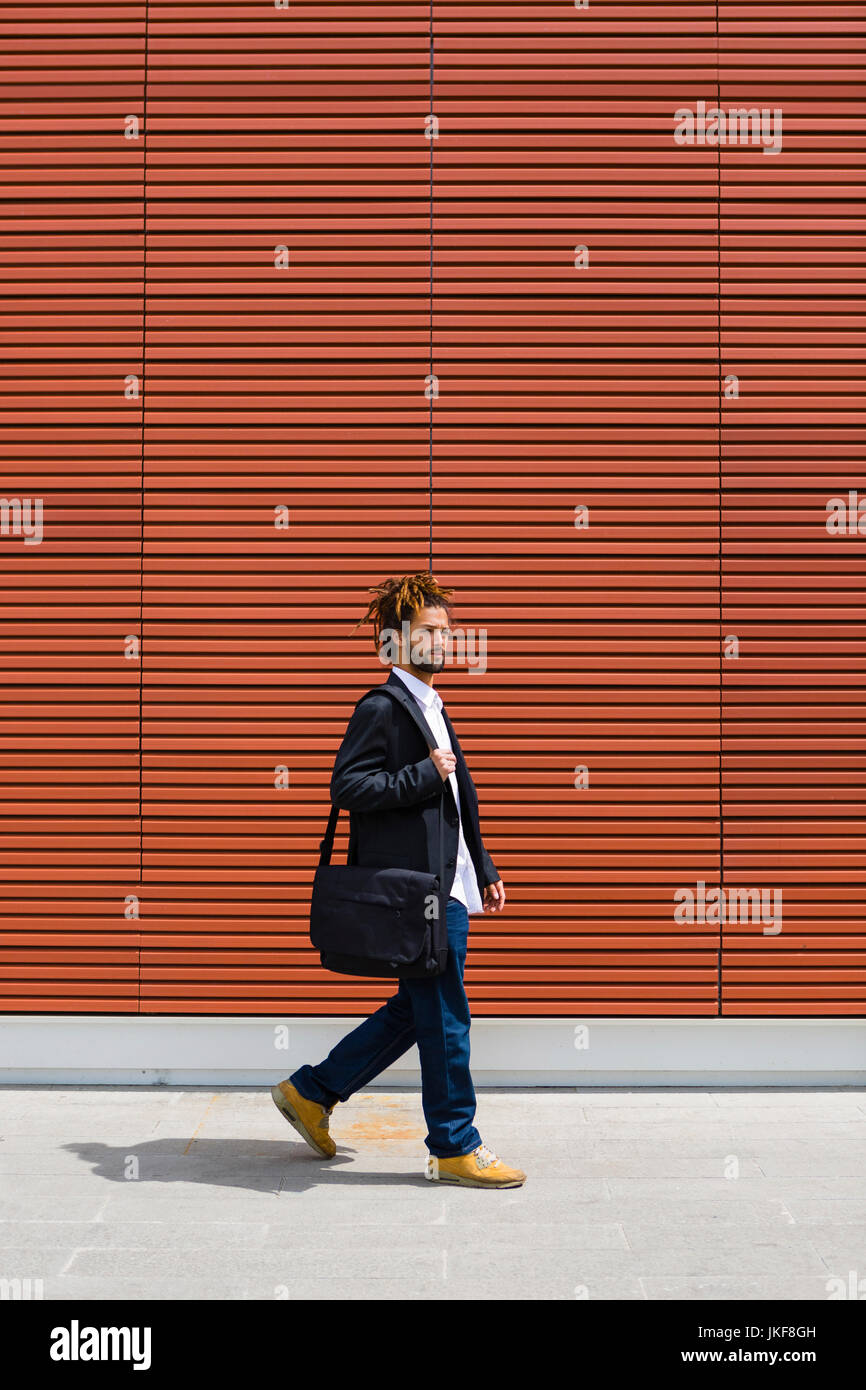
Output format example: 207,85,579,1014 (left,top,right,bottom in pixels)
392,665,442,712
